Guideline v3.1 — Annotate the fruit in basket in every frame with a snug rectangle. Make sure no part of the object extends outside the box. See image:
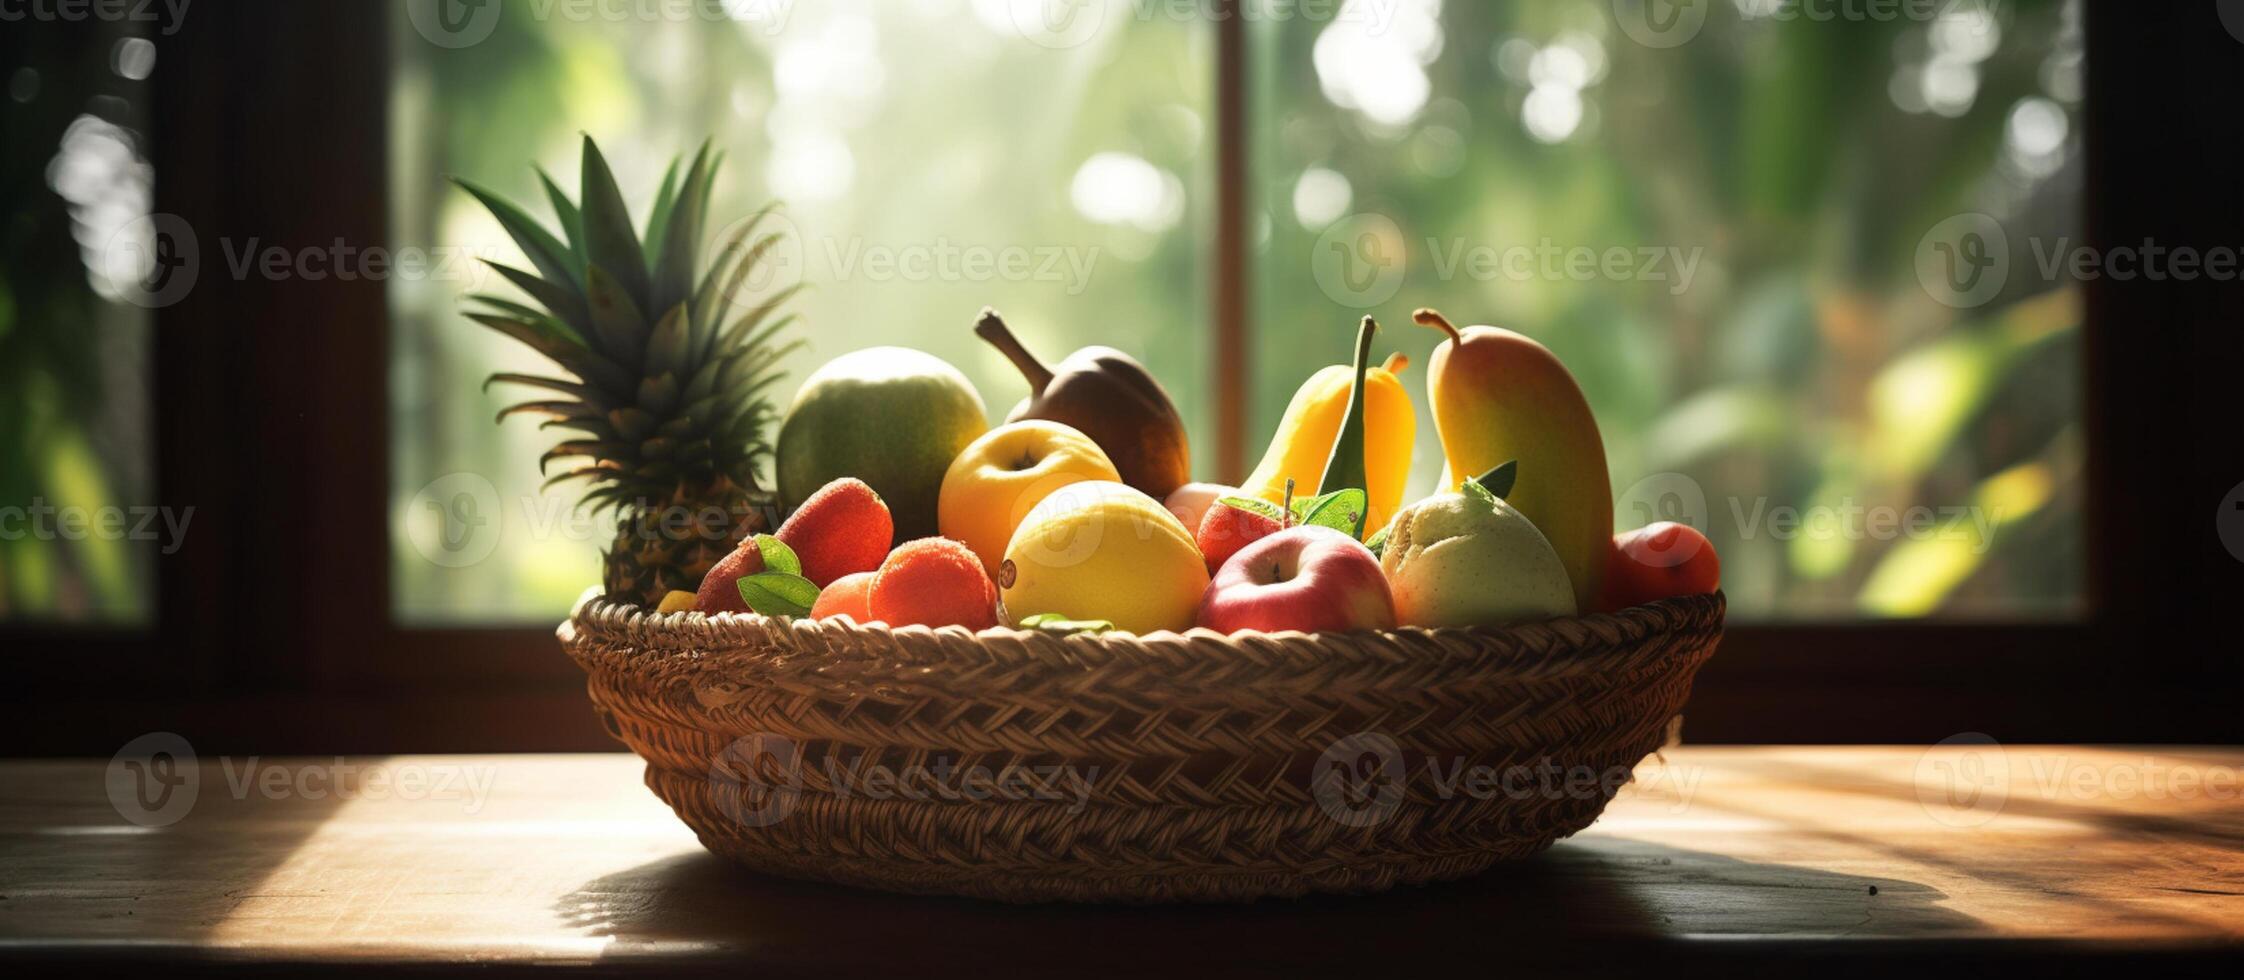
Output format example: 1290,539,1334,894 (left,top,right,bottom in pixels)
693,537,769,614
998,480,1208,634
1596,522,1721,612
1415,308,1610,612
458,137,802,607
1197,525,1395,634
1162,482,1233,531
1380,478,1575,627
1242,334,1414,536
1195,495,1287,575
938,420,1120,576
810,570,877,622
776,347,988,544
654,590,698,614
974,308,1191,500
692,479,889,611
868,537,998,630
774,477,892,587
